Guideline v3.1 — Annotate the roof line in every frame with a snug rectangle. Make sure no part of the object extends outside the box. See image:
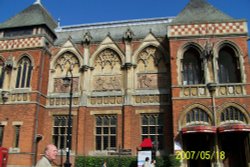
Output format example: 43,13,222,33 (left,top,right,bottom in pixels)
56,16,174,32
